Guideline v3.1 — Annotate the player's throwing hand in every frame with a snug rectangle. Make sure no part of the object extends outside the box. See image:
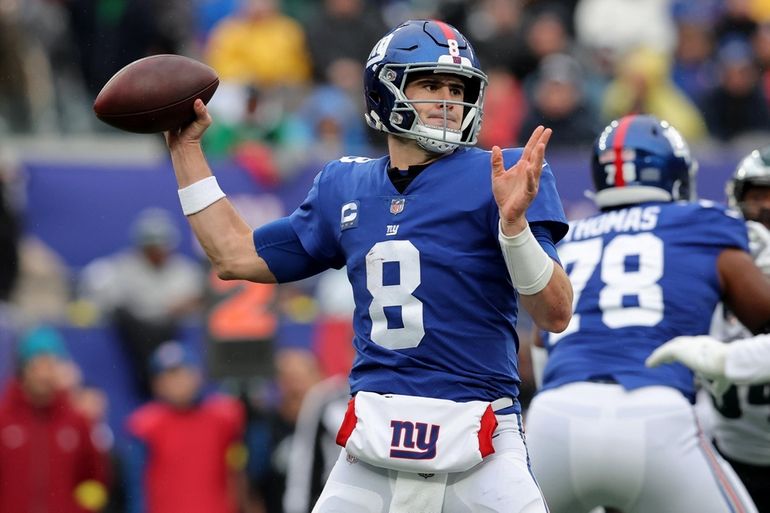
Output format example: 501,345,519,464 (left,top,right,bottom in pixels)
492,125,552,236
165,99,212,148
